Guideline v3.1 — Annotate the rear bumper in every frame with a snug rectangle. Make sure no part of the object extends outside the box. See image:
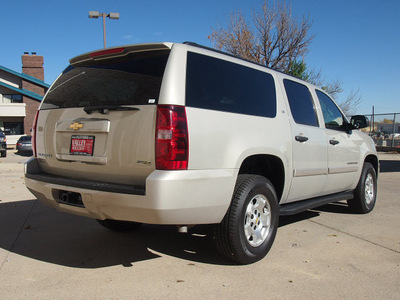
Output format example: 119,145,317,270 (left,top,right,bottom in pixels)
25,158,237,225
17,145,32,152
